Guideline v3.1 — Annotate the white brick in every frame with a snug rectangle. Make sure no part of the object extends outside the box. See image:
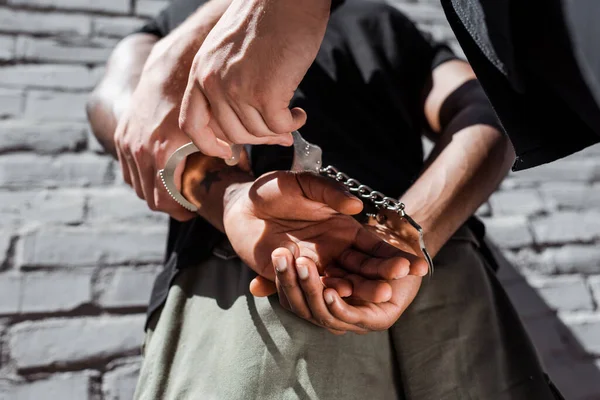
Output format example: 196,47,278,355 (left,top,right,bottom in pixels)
540,182,600,211
15,36,115,64
502,248,555,275
548,245,600,274
0,88,23,117
0,120,87,153
96,266,159,308
474,201,490,217
576,142,600,157
0,154,111,188
0,35,14,60
0,231,11,266
481,216,533,248
17,227,167,267
135,0,169,17
0,273,21,315
0,65,96,90
9,315,145,369
489,189,545,216
589,276,600,308
0,189,85,226
25,90,88,120
8,371,97,400
86,187,168,223
21,269,93,313
510,159,600,183
103,363,140,400
8,0,129,13
93,16,146,38
531,211,600,245
527,275,594,312
0,8,91,36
